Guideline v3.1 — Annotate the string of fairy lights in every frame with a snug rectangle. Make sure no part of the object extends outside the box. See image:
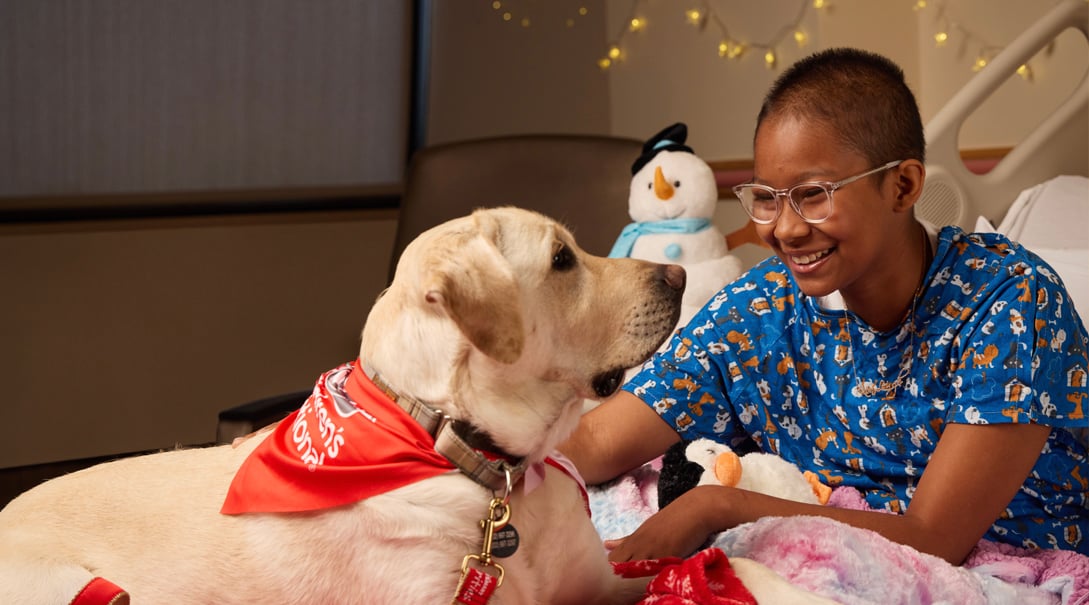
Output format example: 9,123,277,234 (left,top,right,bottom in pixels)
487,0,1055,80
919,0,1041,79
598,0,820,70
